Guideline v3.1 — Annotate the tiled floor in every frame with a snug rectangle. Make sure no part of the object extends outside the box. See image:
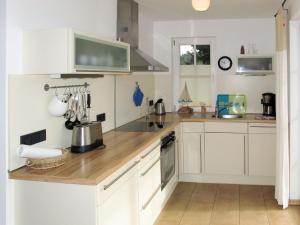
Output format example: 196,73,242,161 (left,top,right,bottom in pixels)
155,182,300,225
